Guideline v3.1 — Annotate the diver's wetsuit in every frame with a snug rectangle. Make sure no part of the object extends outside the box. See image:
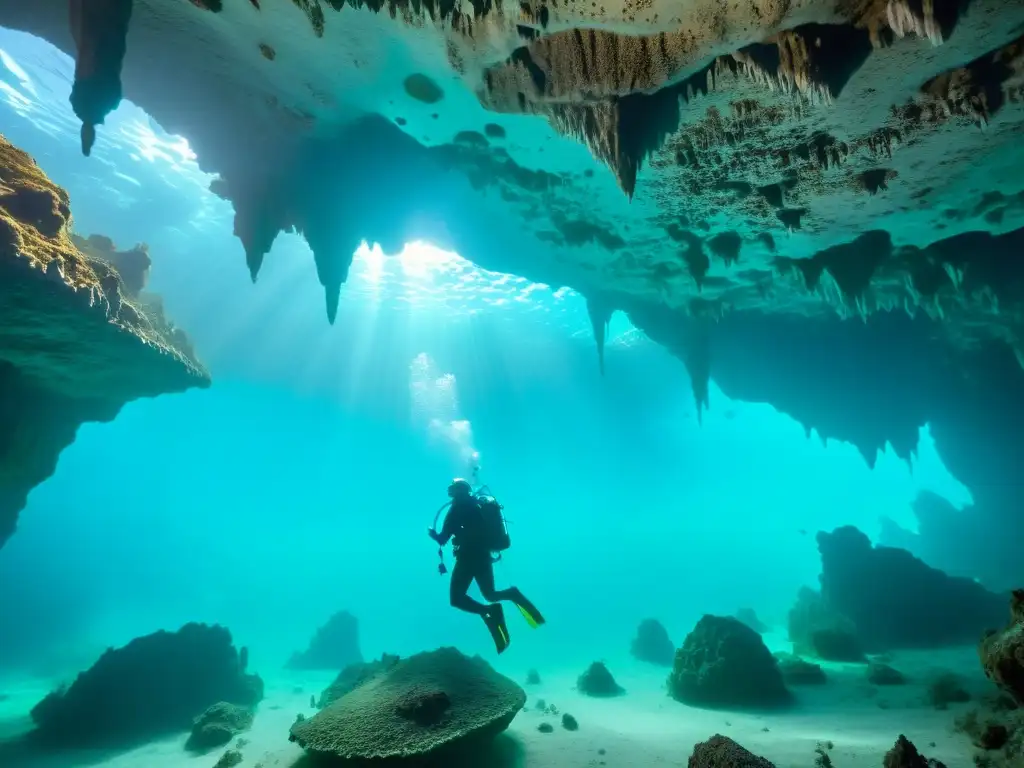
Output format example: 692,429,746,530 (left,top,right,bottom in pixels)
435,496,520,615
